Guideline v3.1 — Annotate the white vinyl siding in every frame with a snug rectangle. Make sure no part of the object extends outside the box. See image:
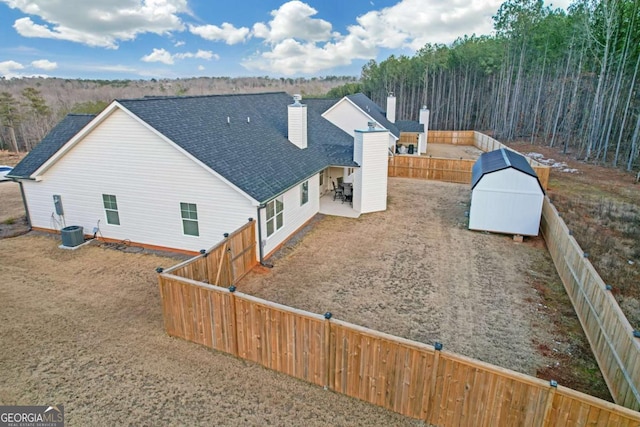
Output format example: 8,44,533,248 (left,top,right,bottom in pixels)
323,99,397,150
469,168,543,236
102,194,120,225
266,197,284,237
261,174,320,256
22,108,255,252
353,130,388,214
180,202,199,236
